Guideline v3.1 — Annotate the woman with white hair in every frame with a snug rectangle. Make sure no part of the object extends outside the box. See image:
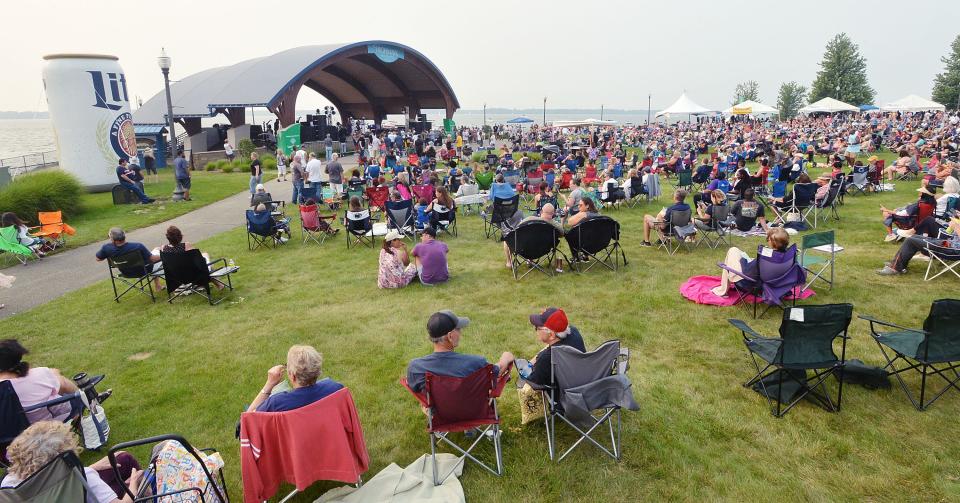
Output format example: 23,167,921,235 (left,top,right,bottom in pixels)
247,345,343,412
1,421,142,502
935,176,960,216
